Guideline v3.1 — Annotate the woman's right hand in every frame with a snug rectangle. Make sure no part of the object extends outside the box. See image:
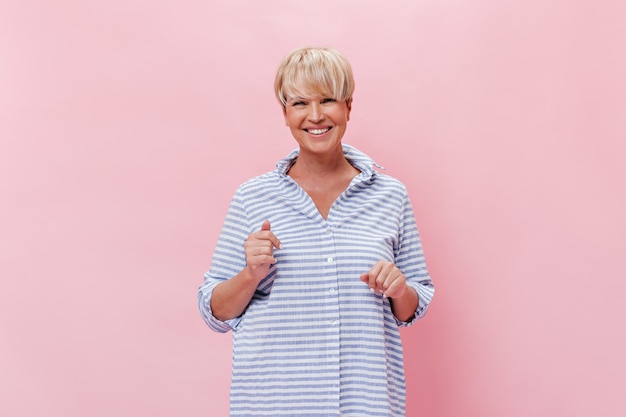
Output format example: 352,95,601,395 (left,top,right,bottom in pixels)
208,220,282,322
243,220,282,282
